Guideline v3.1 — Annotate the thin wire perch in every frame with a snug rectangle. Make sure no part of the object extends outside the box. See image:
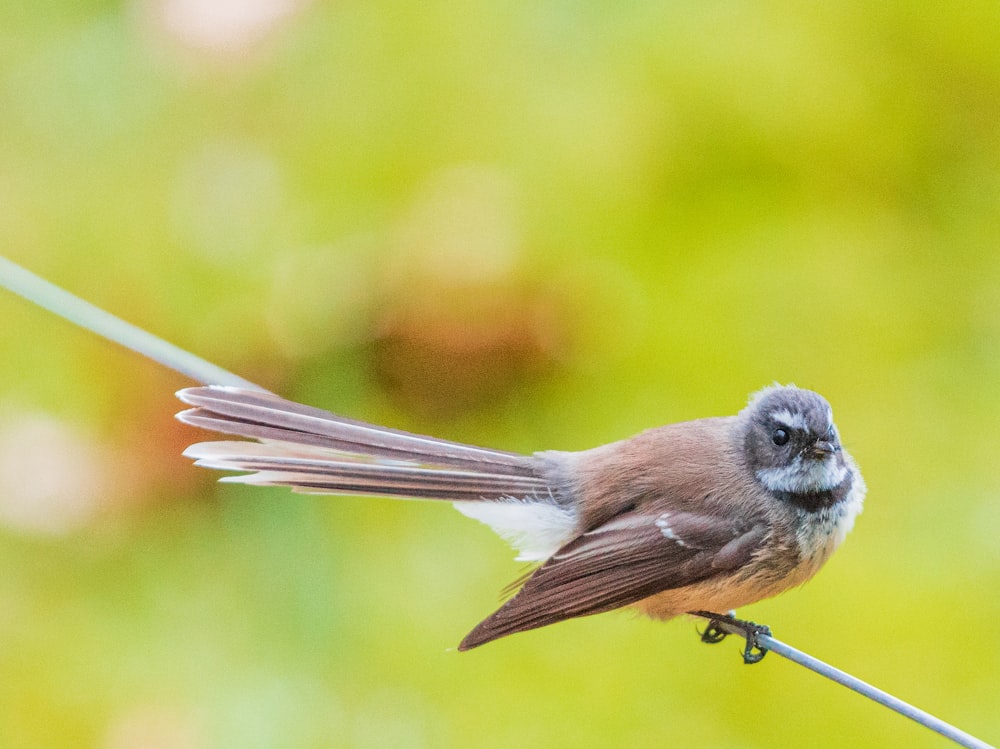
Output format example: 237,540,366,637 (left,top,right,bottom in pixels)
691,612,994,749
0,256,994,749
